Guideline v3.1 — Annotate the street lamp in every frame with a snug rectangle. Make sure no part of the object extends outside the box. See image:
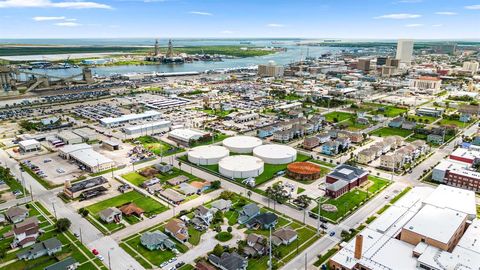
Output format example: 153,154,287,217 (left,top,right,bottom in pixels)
316,196,322,234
